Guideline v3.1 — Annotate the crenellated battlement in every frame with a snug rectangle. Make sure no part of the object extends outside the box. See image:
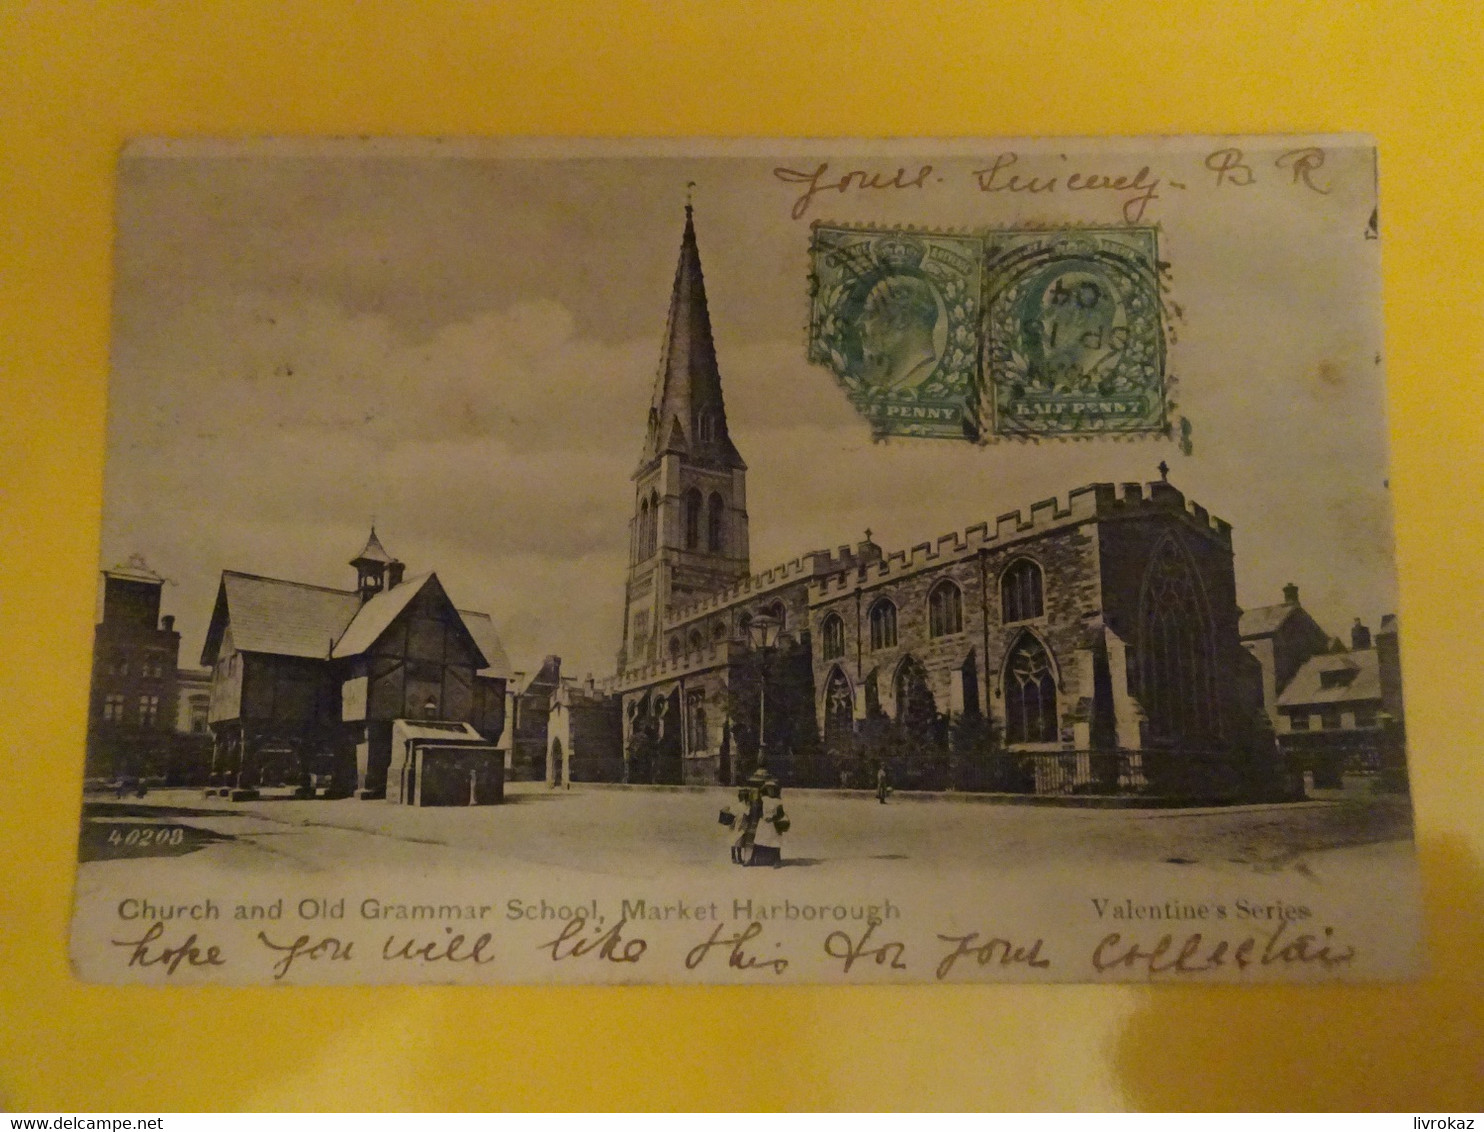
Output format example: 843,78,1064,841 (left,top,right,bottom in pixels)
662,543,875,629
603,639,747,693
806,479,1232,603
